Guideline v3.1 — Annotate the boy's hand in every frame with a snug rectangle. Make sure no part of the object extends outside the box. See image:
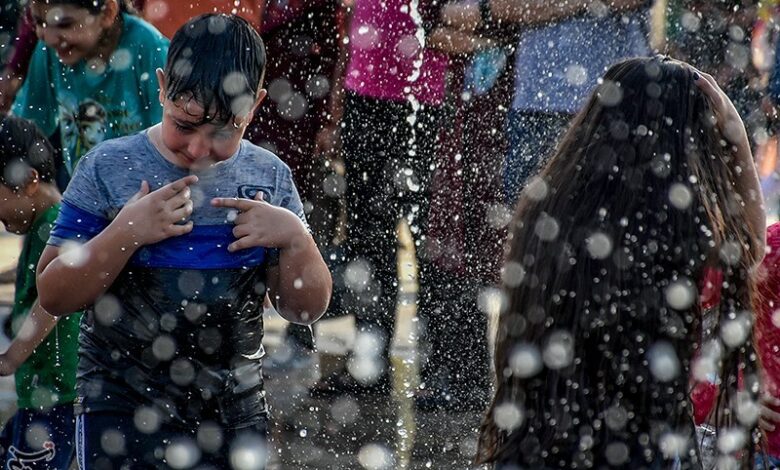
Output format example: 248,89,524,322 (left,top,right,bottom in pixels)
114,175,198,246
0,353,18,376
211,192,308,252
